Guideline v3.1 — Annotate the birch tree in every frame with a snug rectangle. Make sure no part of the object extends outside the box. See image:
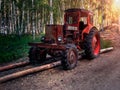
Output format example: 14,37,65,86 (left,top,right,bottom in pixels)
0,0,117,35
